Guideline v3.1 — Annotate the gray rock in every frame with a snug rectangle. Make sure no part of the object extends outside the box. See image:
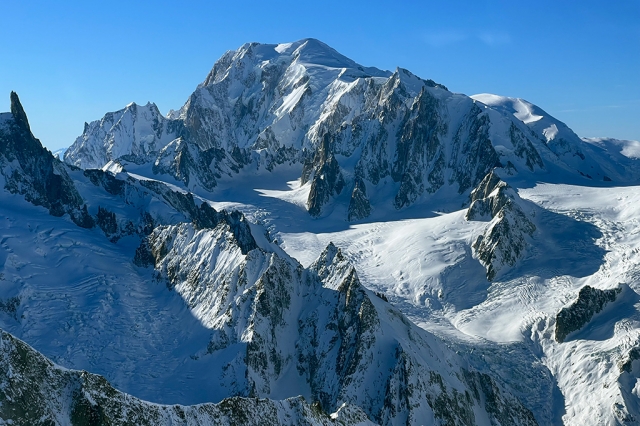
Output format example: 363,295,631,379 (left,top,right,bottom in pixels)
0,328,374,426
467,170,536,280
305,134,345,217
555,284,622,343
348,177,371,221
62,41,561,220
0,92,86,223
